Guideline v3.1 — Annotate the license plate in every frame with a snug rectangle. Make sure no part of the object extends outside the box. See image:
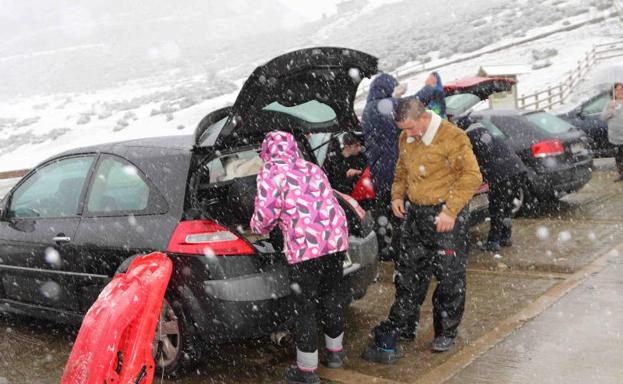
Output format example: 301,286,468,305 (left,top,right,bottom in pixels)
469,193,489,211
343,252,353,269
571,143,585,154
